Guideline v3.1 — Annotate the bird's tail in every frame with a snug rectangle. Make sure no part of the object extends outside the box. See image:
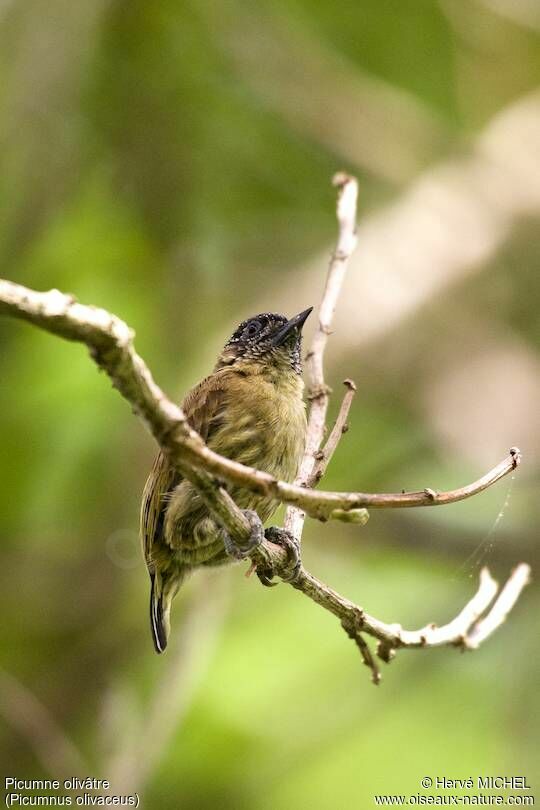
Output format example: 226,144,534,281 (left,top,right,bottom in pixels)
149,569,185,654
